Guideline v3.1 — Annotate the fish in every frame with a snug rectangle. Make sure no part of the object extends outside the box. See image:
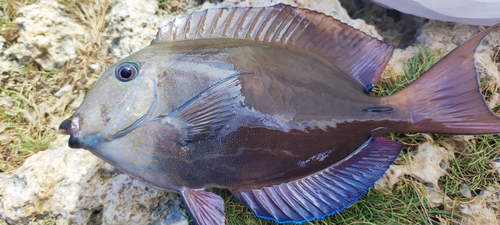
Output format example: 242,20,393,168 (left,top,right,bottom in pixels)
58,3,500,225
